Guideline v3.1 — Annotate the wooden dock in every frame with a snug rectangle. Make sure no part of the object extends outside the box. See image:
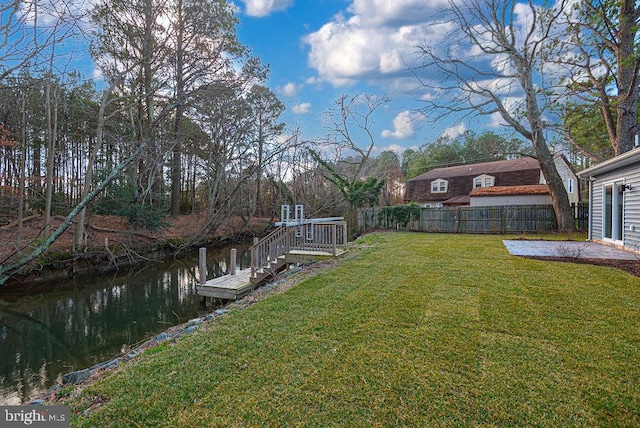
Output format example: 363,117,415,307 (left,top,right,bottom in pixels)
196,268,255,300
197,218,348,301
196,249,347,301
